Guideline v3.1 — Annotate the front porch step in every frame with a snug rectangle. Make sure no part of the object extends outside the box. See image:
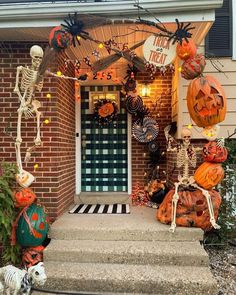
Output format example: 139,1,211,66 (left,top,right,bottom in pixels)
44,239,209,267
49,206,203,242
42,262,218,295
75,192,130,205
